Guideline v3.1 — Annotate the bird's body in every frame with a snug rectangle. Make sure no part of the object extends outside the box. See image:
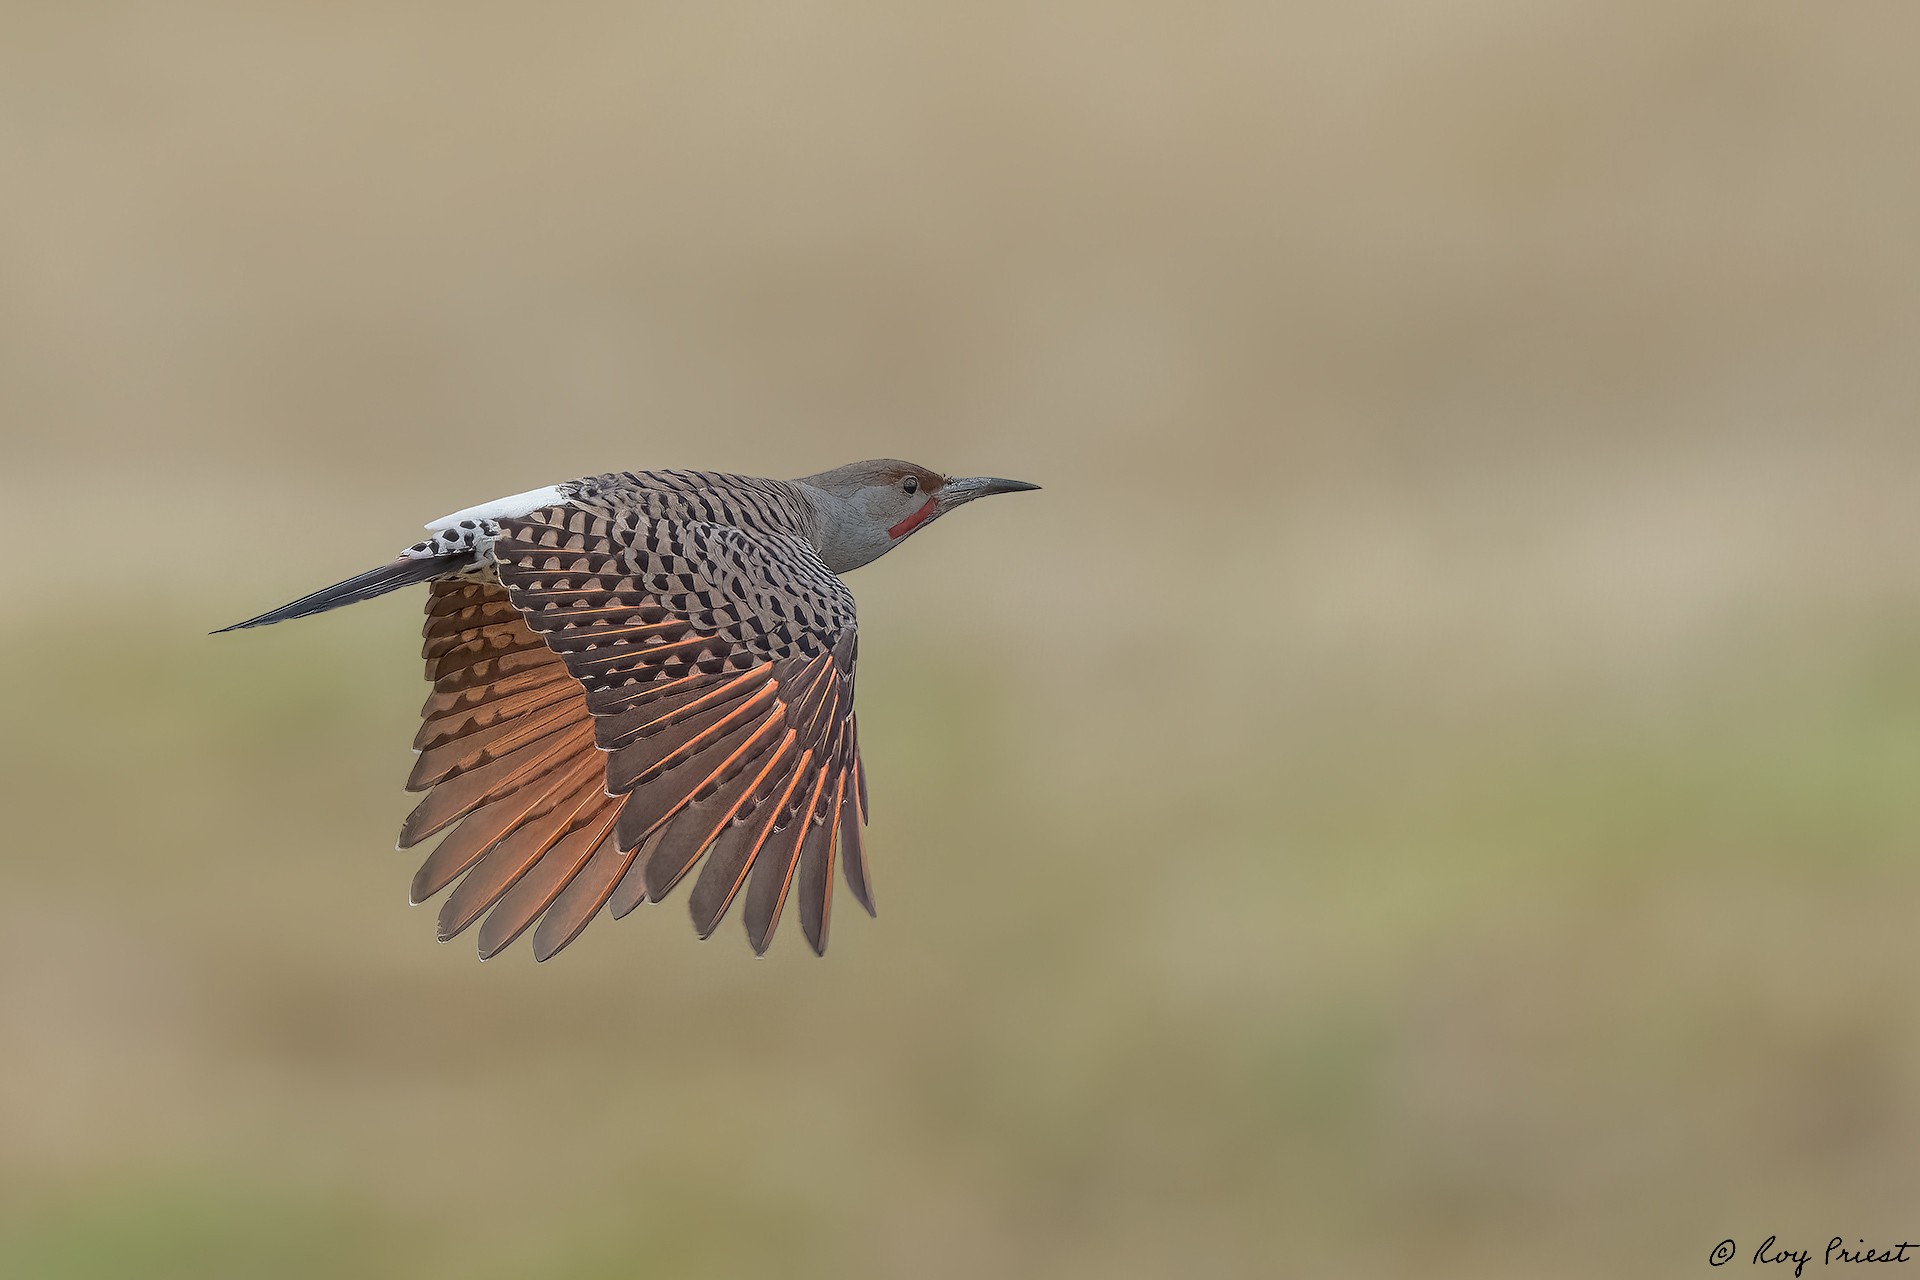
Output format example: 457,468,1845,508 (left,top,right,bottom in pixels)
220,460,1036,960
